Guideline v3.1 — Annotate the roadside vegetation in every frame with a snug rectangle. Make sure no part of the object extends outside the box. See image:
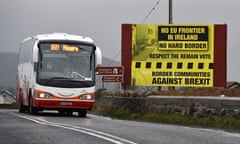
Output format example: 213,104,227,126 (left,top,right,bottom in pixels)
91,107,240,131
0,103,17,109
92,87,240,131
